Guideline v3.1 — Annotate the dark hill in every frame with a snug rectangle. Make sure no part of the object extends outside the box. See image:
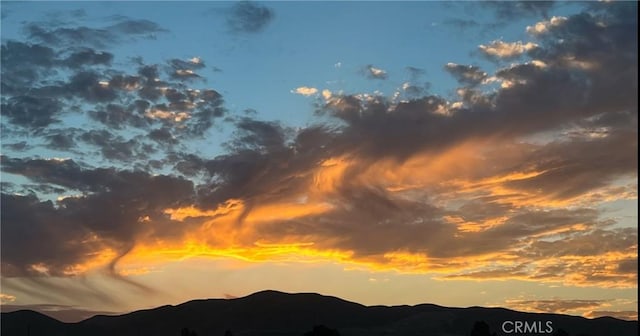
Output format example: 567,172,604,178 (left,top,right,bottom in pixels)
0,310,70,336
1,290,637,336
